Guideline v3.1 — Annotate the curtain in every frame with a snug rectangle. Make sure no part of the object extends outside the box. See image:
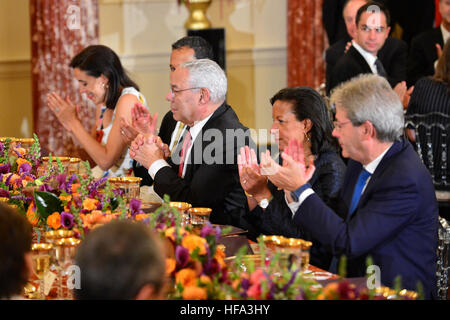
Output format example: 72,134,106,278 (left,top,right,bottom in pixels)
287,0,327,90
30,0,99,157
